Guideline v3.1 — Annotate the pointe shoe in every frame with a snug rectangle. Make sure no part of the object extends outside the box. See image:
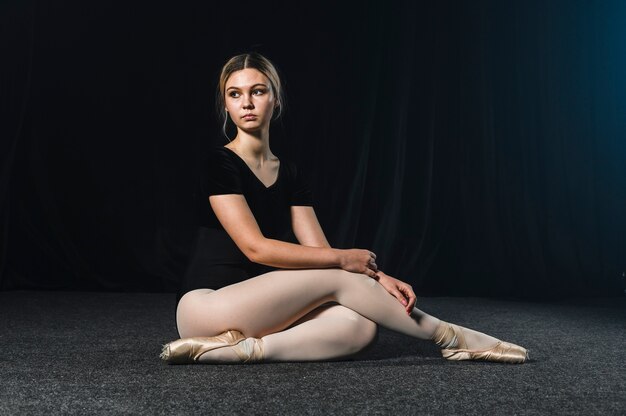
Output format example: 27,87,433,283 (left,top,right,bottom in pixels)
230,337,264,364
160,330,246,364
432,321,529,364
